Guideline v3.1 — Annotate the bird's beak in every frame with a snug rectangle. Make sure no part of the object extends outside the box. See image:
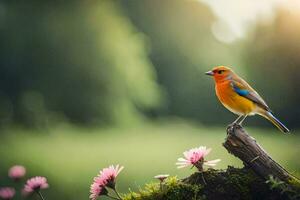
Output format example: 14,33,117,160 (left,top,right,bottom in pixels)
205,71,214,76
